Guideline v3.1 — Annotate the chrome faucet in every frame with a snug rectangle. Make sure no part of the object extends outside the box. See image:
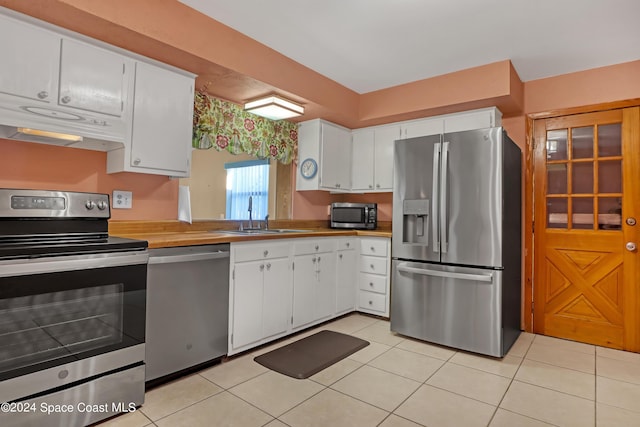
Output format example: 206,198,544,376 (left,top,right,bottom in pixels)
264,214,269,230
248,196,253,230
